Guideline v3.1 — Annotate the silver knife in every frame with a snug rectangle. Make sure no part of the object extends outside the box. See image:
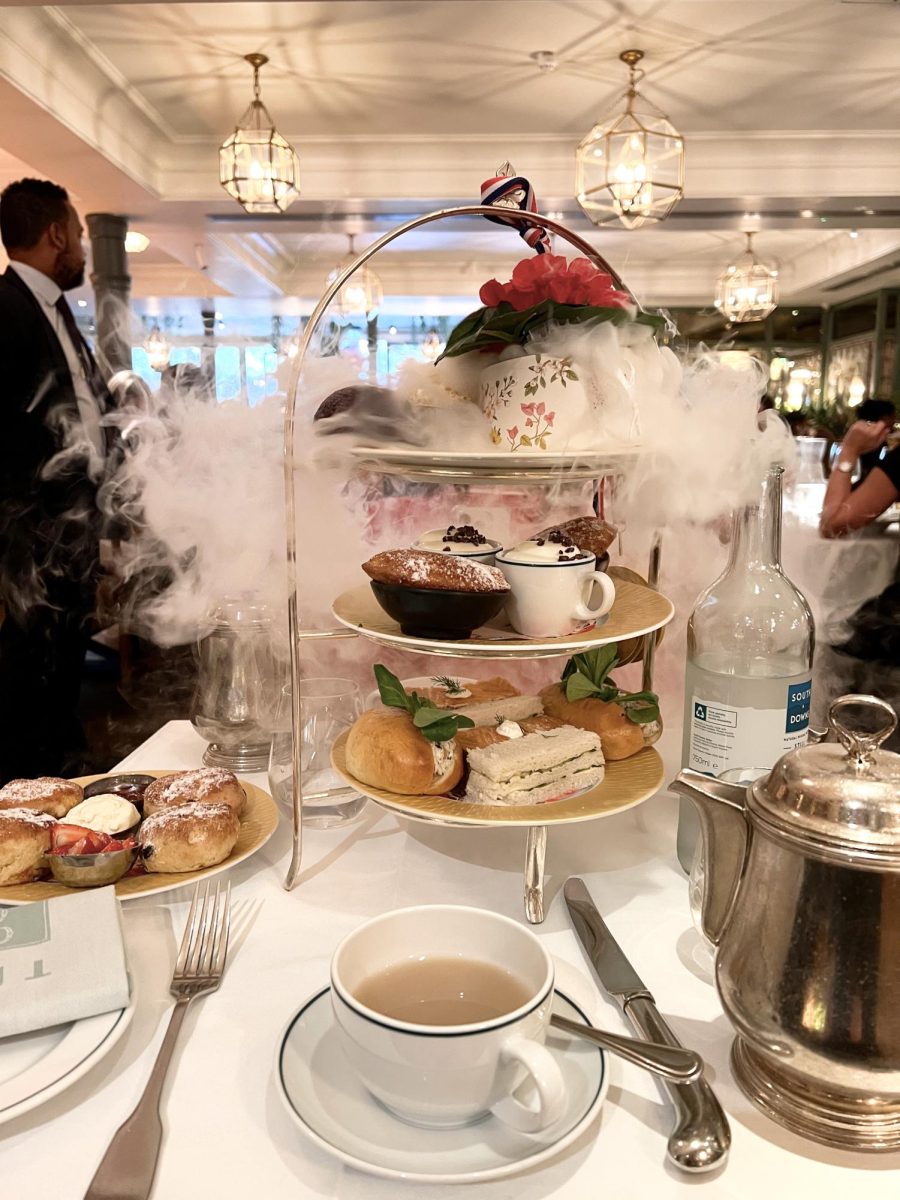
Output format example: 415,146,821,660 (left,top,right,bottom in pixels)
564,876,730,1172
